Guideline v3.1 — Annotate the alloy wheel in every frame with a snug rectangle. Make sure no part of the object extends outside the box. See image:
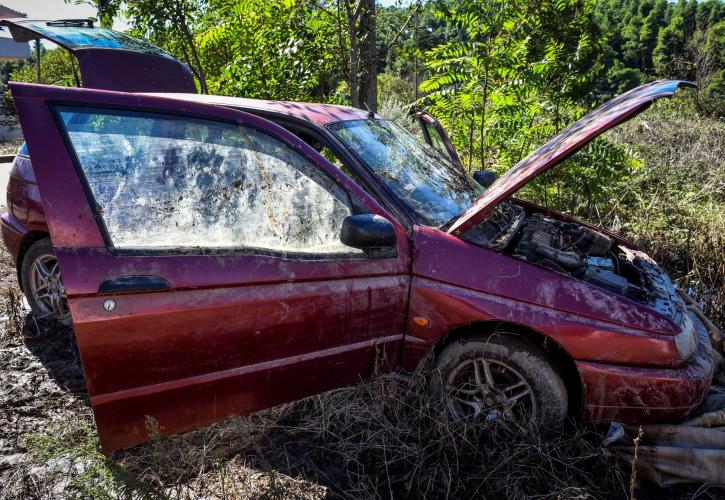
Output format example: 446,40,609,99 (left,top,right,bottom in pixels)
445,356,537,424
28,254,70,321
